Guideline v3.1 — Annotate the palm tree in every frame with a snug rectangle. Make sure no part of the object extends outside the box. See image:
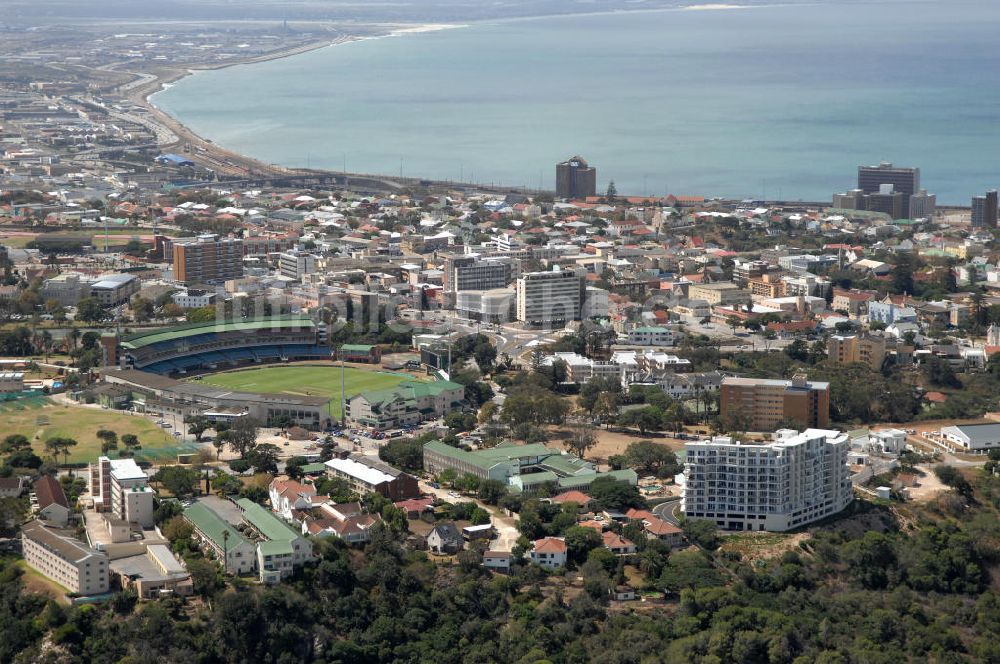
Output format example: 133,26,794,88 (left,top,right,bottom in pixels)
68,328,81,352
